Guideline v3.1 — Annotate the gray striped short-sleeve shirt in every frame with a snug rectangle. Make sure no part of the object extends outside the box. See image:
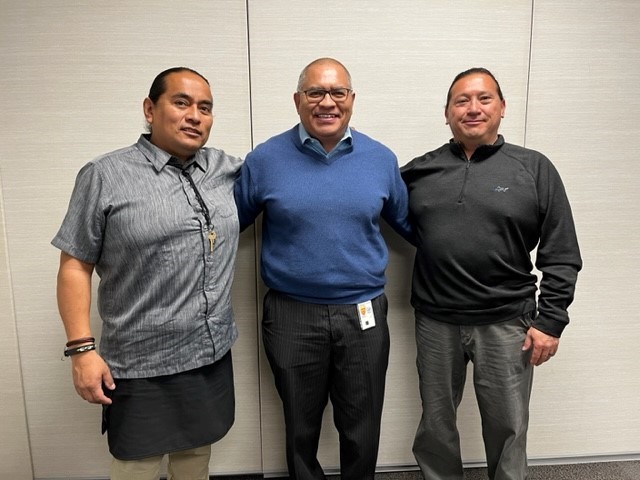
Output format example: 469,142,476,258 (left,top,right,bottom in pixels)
53,135,243,378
